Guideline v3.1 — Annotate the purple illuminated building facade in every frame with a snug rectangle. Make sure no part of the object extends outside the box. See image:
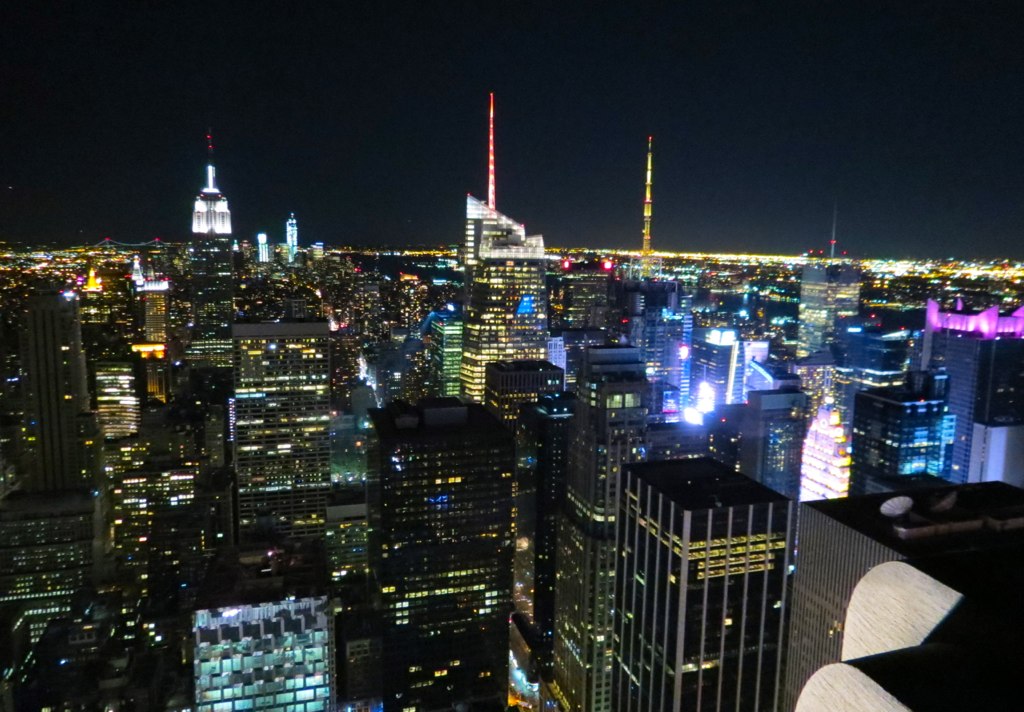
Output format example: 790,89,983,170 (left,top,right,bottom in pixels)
921,299,1024,486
